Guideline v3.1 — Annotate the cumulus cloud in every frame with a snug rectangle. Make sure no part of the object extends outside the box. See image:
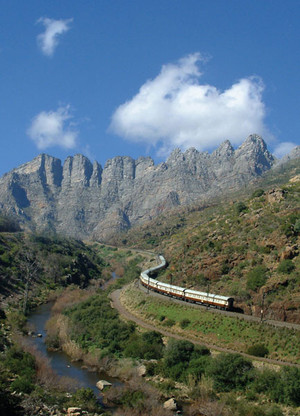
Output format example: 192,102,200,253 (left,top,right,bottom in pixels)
27,106,78,149
37,17,73,56
273,141,298,158
110,53,269,155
